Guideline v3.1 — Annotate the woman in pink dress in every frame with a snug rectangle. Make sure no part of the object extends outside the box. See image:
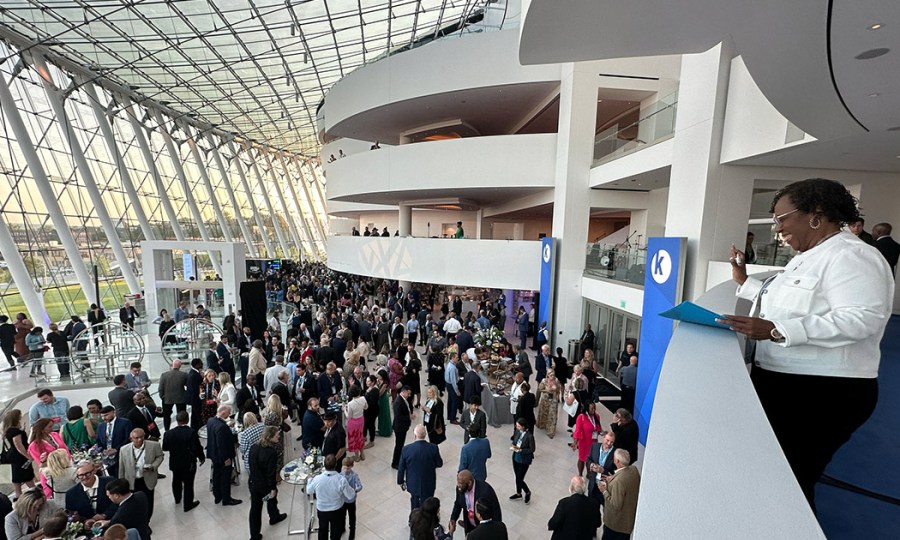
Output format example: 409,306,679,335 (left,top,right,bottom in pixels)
571,401,604,476
344,385,368,460
27,418,70,474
